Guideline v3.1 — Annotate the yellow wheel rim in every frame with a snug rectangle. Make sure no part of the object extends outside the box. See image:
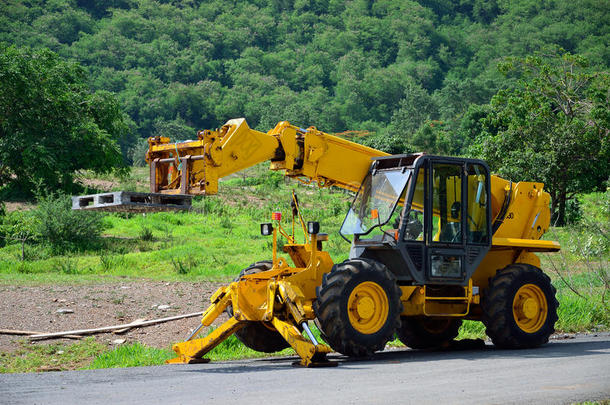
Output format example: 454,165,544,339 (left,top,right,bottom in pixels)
512,284,548,333
347,281,389,334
